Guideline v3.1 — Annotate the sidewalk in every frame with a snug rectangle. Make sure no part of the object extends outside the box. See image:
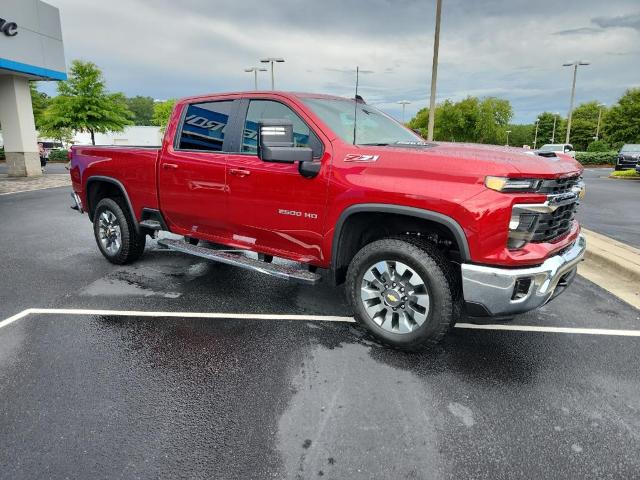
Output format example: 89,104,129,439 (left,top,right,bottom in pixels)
0,173,71,195
579,228,640,310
